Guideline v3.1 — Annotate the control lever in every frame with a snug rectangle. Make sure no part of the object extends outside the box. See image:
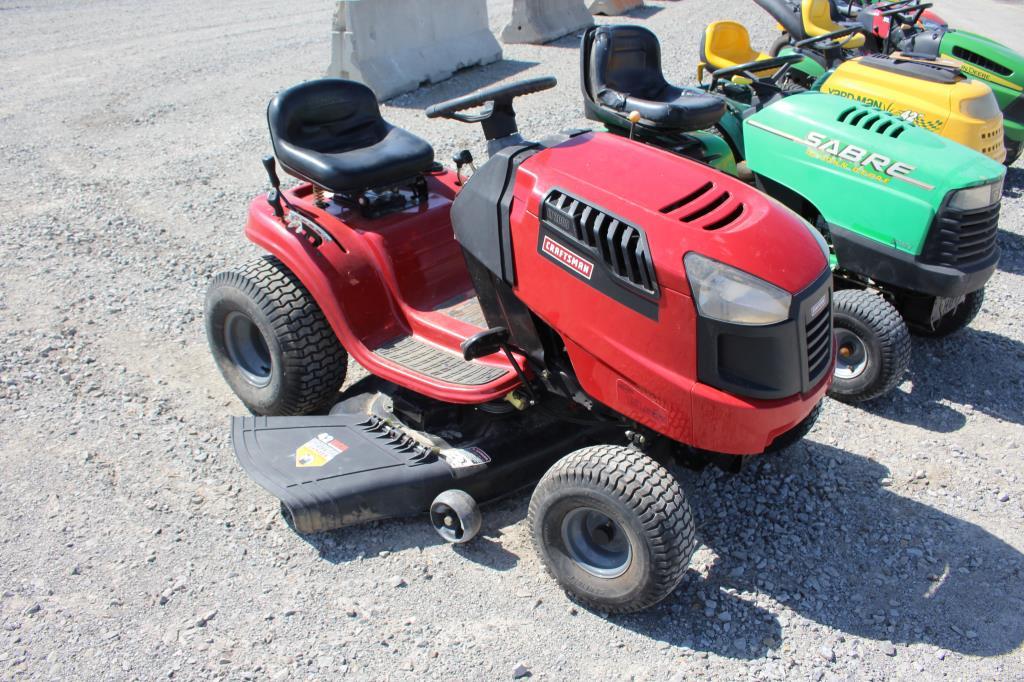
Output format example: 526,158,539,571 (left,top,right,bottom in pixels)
628,110,642,140
262,155,284,217
452,149,476,186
